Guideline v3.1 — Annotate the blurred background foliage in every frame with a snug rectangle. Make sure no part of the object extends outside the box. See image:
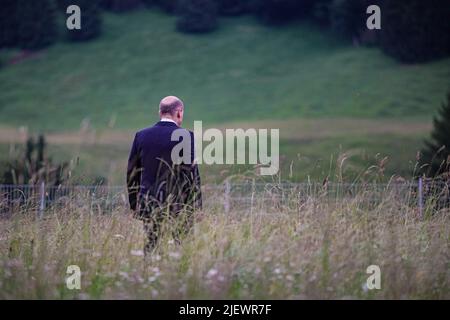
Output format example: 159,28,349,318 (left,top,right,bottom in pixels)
0,1,449,184
1,0,449,62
